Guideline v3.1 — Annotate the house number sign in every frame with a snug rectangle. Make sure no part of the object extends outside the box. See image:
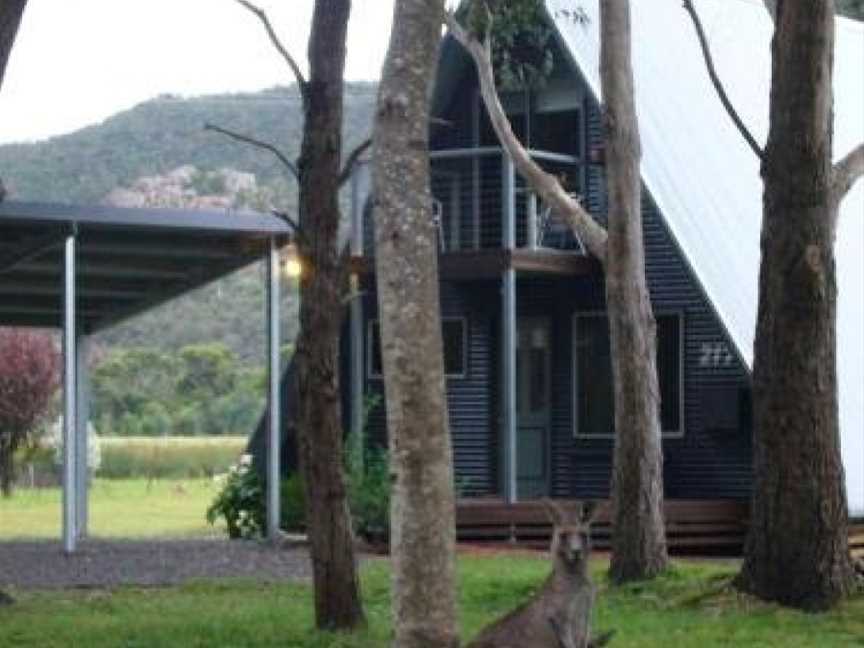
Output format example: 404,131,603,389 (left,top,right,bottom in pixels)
699,342,734,368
